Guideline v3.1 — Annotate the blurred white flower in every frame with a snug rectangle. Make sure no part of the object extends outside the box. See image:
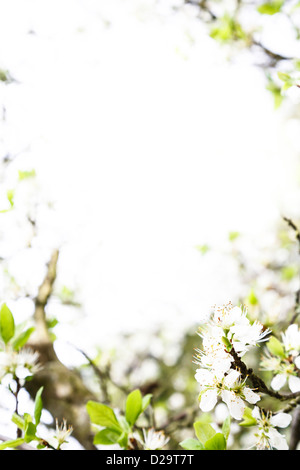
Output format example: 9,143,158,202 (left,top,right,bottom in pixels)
281,324,300,357
251,407,292,450
0,347,41,382
54,418,73,448
271,372,300,393
135,428,169,450
261,324,300,393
